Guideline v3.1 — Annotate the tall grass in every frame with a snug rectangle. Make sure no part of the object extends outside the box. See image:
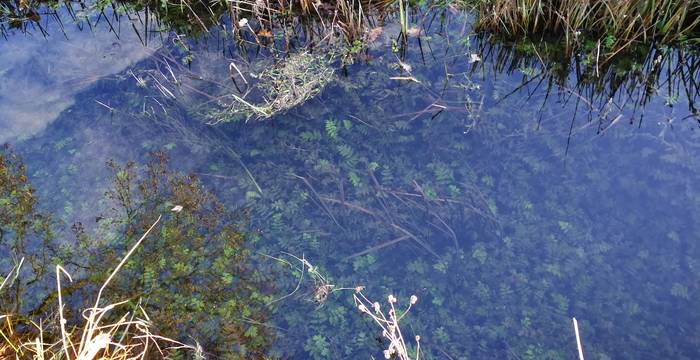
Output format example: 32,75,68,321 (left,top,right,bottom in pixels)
473,0,700,62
